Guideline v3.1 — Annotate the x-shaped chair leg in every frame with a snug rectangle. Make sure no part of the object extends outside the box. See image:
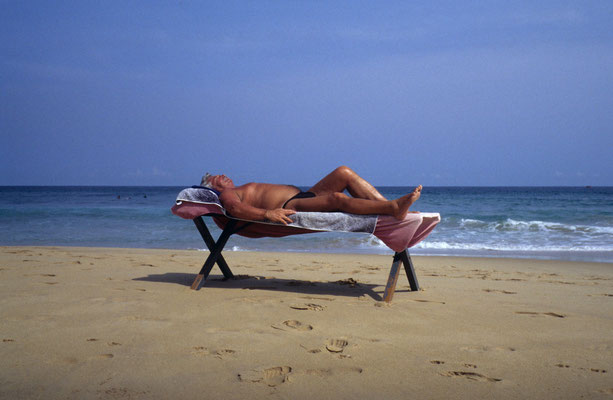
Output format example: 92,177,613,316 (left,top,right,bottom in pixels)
383,249,420,302
190,217,238,290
